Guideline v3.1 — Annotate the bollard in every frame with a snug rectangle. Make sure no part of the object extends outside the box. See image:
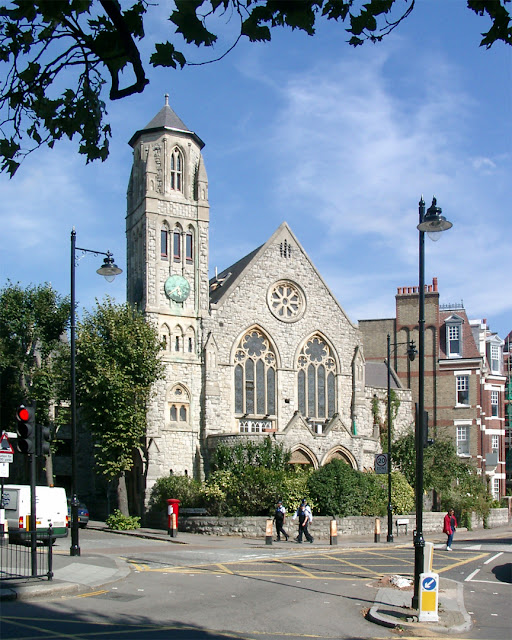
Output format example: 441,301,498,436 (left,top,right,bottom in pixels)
423,541,434,573
418,572,439,622
374,517,381,543
265,519,273,545
330,517,338,545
